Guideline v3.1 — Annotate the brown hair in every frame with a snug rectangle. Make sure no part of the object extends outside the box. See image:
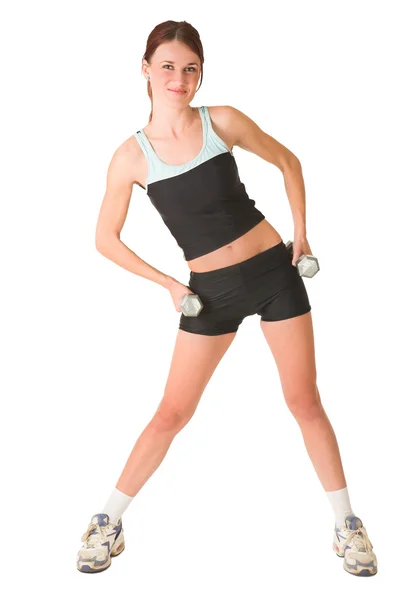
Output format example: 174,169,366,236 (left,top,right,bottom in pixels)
142,20,204,122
